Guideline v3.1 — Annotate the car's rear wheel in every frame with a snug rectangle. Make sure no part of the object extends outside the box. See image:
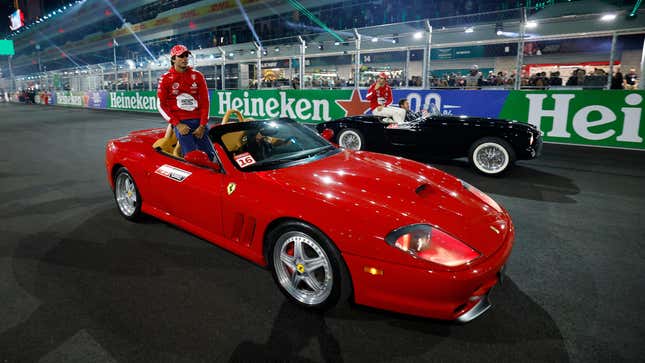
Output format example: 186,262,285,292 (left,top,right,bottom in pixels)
468,137,515,176
113,167,142,221
337,128,365,150
268,221,352,310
